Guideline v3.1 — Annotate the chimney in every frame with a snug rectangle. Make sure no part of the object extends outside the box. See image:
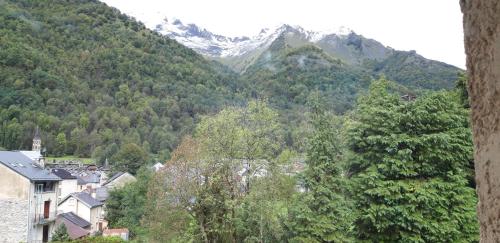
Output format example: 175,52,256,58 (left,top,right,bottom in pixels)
36,156,45,168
